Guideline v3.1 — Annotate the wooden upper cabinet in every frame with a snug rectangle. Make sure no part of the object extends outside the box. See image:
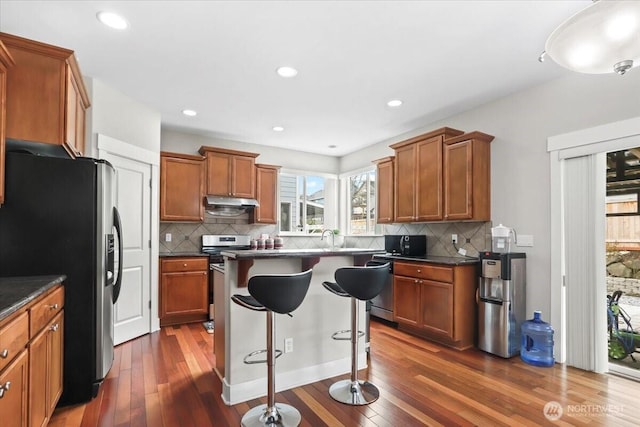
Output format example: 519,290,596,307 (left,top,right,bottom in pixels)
0,32,90,158
160,152,205,222
250,164,280,224
0,41,15,207
443,131,493,221
373,156,394,224
198,146,258,198
391,127,464,222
